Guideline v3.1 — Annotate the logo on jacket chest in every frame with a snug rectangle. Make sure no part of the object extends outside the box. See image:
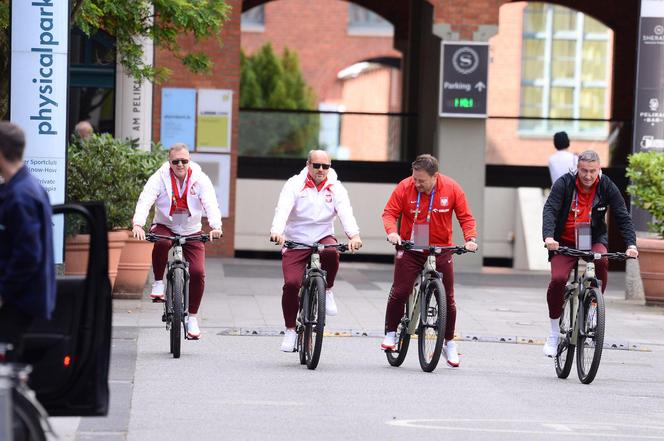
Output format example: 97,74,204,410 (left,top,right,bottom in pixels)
325,191,333,203
189,183,197,196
